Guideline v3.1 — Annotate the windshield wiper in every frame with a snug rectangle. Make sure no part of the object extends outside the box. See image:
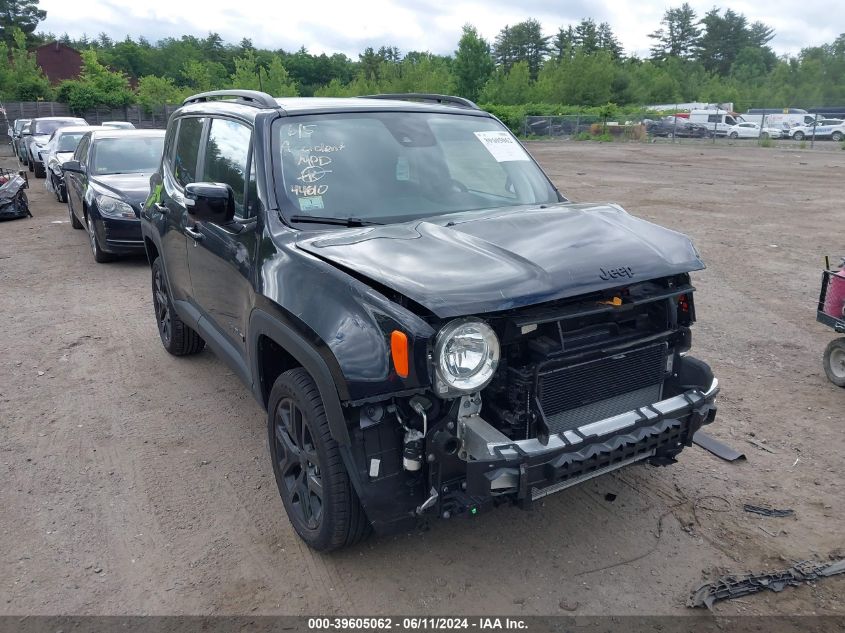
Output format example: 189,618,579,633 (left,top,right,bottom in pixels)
288,215,383,227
